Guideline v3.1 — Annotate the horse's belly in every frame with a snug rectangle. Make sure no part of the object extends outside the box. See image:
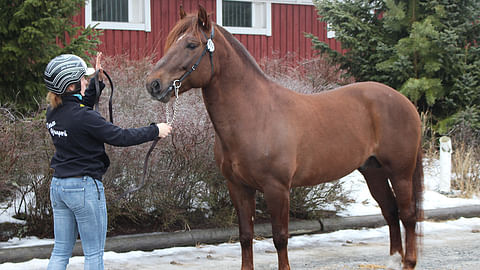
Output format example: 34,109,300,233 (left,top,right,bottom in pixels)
291,161,361,187
291,140,371,187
